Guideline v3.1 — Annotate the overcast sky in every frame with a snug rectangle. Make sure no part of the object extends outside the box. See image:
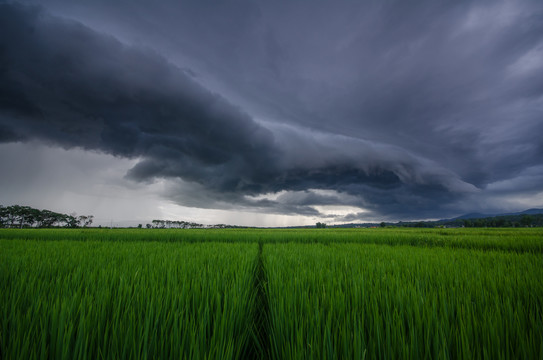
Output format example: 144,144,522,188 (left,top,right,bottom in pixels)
1,0,543,226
